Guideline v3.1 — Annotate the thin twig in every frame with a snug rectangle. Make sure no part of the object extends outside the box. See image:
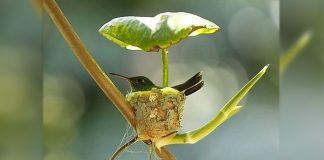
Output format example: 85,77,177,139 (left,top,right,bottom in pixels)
43,0,136,127
110,136,138,160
